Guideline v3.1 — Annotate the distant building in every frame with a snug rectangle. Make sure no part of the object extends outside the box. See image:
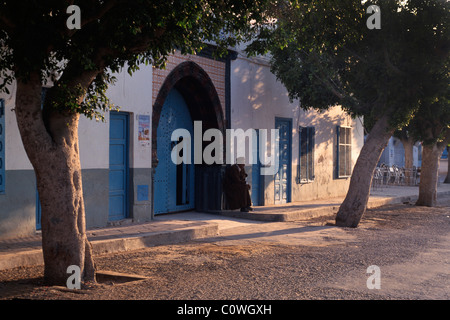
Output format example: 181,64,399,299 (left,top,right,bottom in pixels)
378,137,422,168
